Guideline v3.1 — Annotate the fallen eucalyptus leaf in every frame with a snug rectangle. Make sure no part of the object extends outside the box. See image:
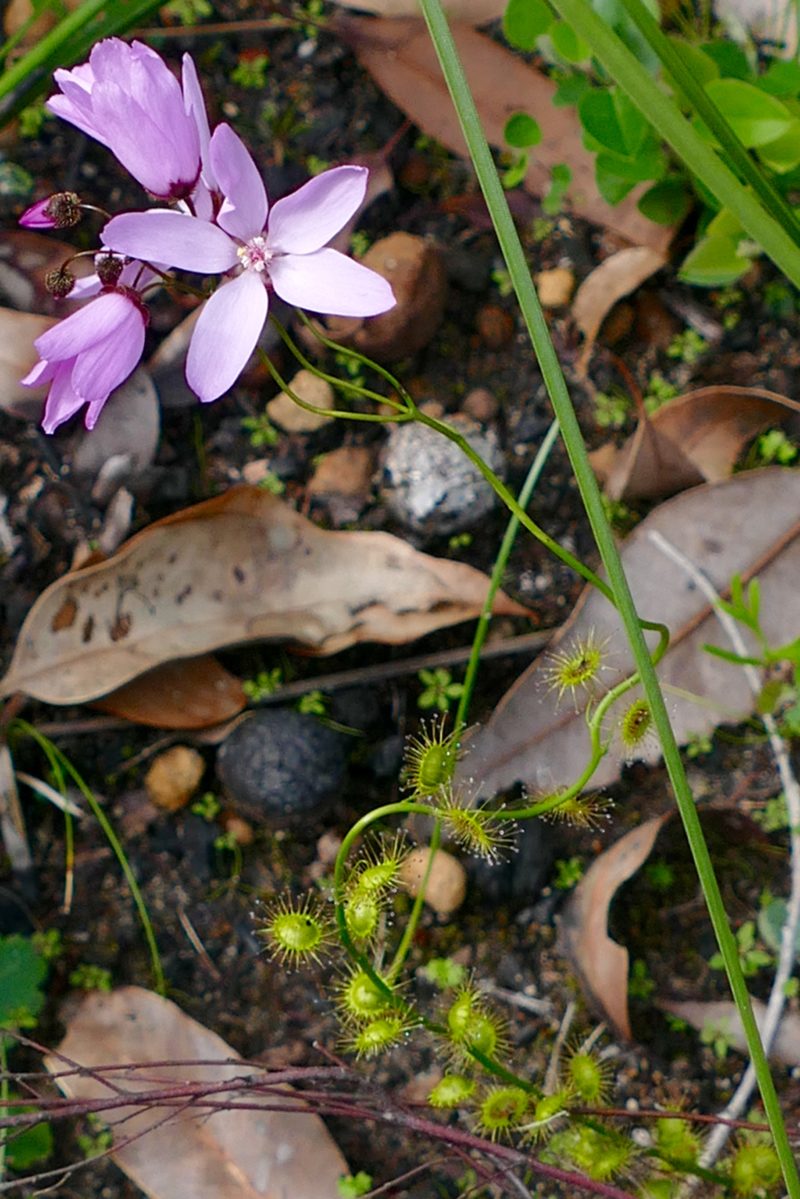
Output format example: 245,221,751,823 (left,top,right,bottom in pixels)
1,485,528,706
337,17,673,252
94,656,247,729
572,247,667,372
463,469,800,799
45,986,348,1199
590,385,800,501
660,996,800,1066
560,816,667,1039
